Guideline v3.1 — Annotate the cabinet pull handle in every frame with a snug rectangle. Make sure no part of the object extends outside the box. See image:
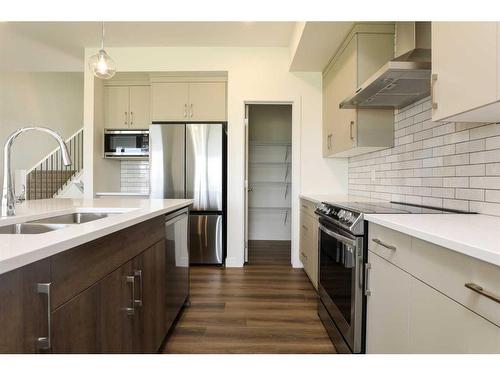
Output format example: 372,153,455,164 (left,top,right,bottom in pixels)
130,111,134,126
372,238,397,251
302,204,308,209
184,104,187,118
465,283,500,304
431,74,438,109
134,269,143,307
349,121,354,140
125,275,135,315
364,263,372,296
124,111,128,125
301,251,308,259
189,103,193,118
302,224,308,231
36,282,51,351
